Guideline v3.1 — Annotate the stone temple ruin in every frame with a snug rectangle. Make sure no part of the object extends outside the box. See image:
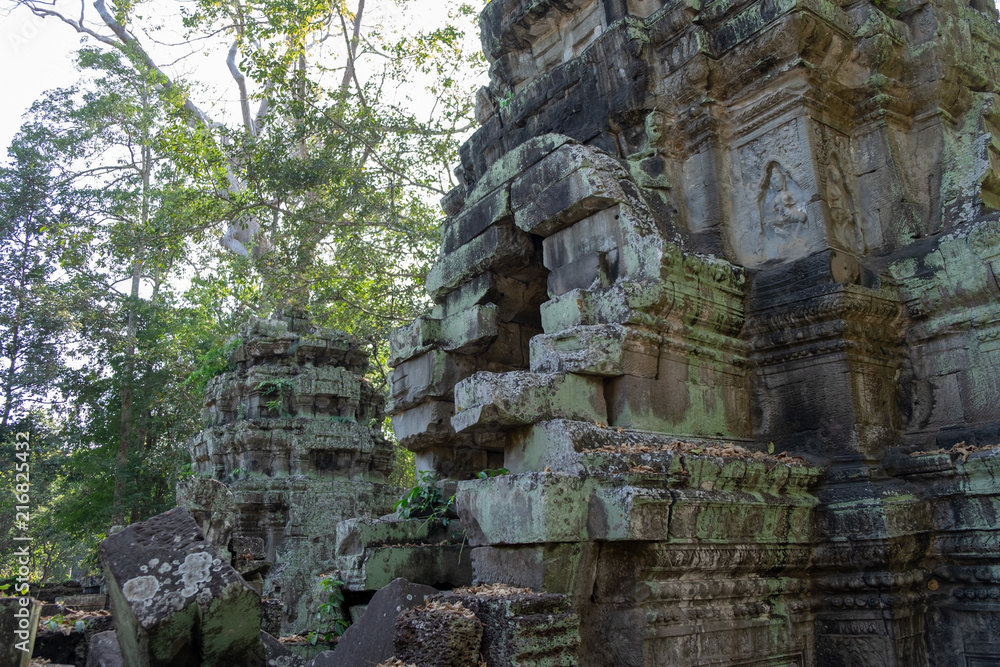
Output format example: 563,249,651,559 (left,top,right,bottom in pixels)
178,312,399,633
68,0,1000,665
386,0,1000,662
